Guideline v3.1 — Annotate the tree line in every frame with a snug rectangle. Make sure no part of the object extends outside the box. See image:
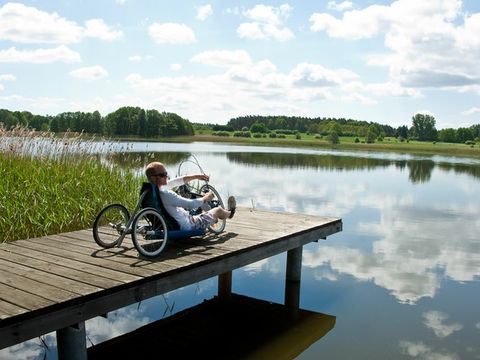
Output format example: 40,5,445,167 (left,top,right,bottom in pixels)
0,107,194,137
220,114,480,144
